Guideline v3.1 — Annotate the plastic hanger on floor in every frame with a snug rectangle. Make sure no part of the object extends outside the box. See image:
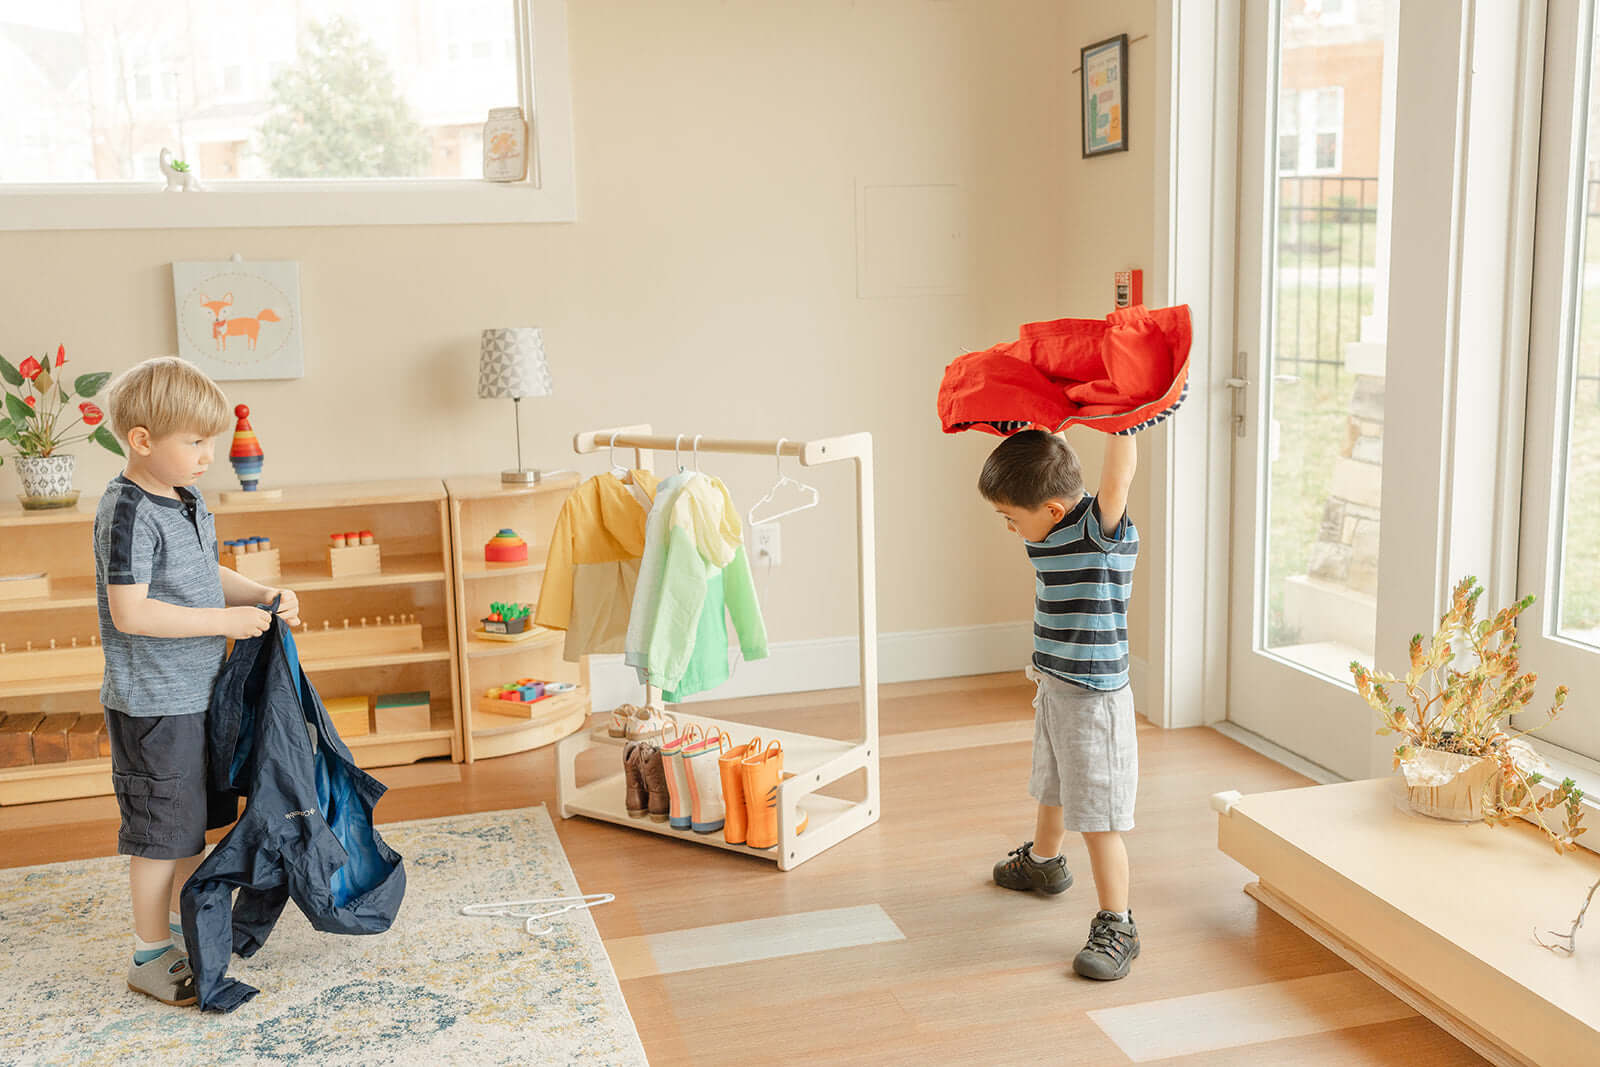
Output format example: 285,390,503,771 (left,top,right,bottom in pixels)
747,437,819,526
461,892,616,937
